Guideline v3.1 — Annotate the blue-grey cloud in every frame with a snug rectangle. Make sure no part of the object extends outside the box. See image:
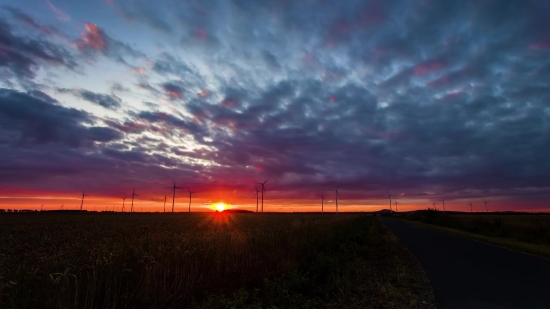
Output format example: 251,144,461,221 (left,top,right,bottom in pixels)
58,88,122,109
2,0,550,209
